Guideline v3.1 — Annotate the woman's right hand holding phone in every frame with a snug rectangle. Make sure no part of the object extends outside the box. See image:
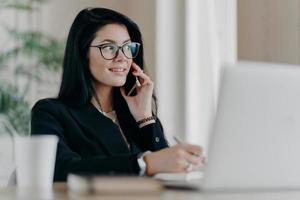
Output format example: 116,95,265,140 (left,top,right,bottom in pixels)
143,143,204,176
120,62,154,122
